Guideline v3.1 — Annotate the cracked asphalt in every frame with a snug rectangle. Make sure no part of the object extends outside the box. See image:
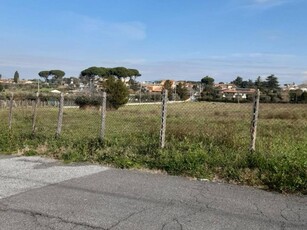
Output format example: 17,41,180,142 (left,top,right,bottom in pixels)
0,155,306,229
